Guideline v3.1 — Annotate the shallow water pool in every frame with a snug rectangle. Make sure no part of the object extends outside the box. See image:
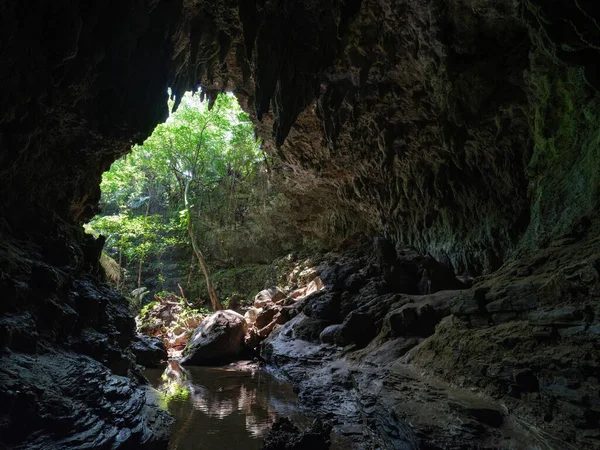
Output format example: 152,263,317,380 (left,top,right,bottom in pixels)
144,361,326,450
